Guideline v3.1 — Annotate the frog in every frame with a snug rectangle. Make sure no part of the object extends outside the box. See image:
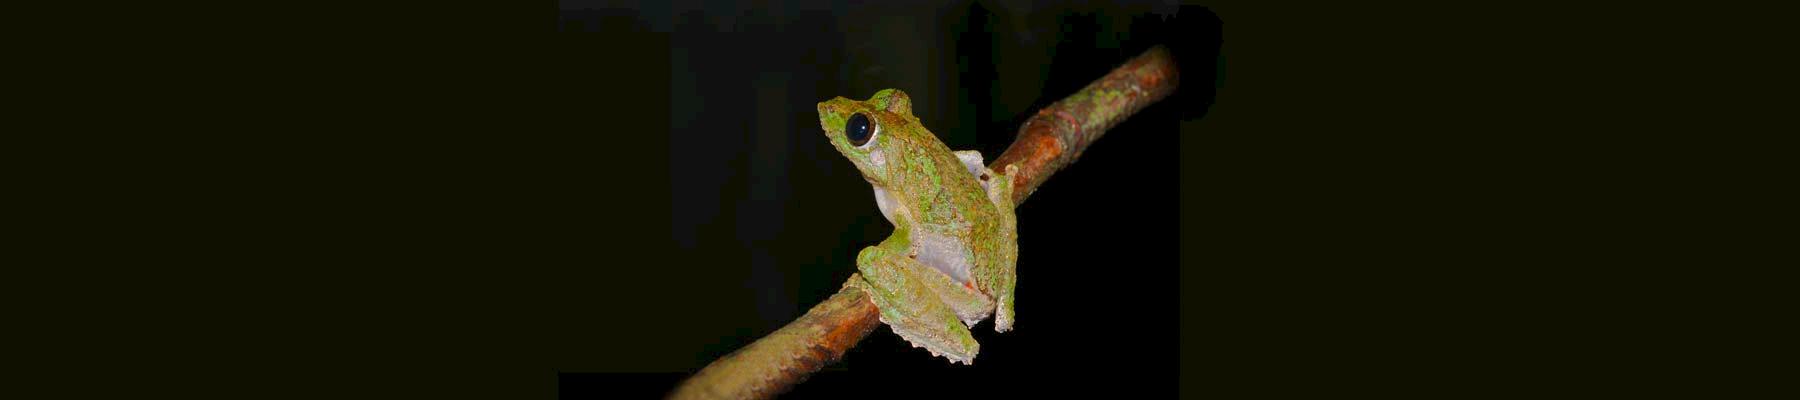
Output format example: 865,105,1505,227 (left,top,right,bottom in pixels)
816,89,1018,365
